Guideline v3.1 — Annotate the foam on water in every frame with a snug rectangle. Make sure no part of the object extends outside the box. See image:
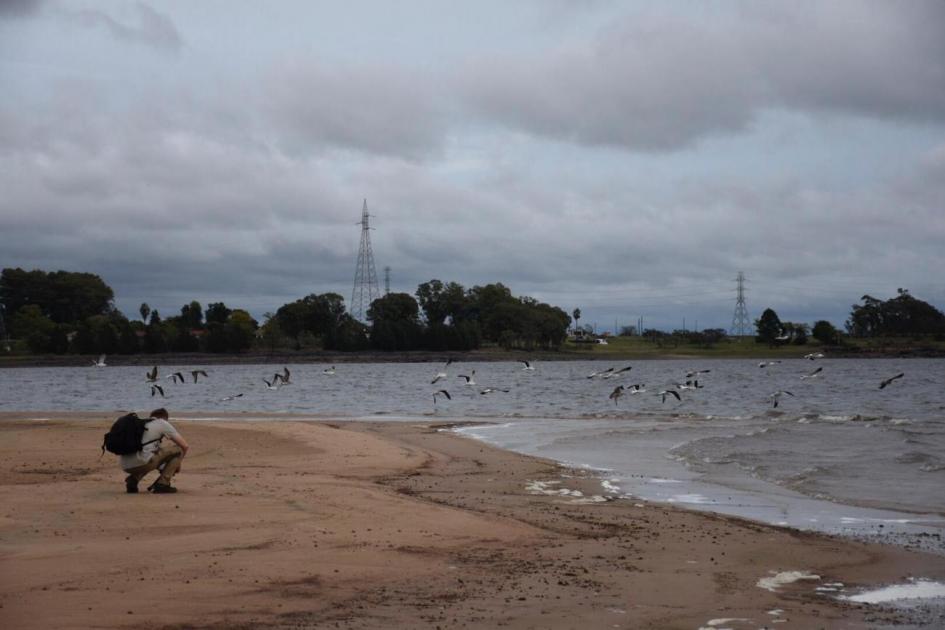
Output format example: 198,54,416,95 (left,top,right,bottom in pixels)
756,571,821,592
843,579,945,604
